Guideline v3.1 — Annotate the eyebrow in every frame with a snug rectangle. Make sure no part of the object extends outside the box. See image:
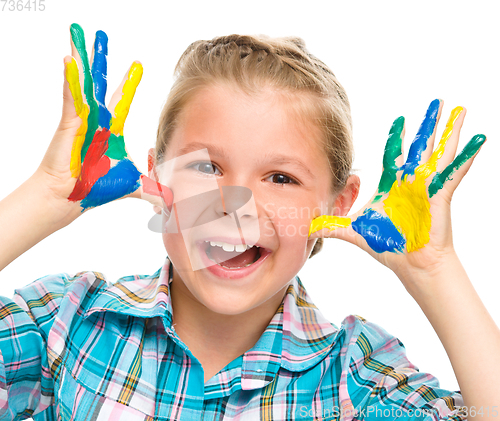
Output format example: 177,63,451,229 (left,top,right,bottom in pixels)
175,142,314,179
175,142,228,159
260,153,315,179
